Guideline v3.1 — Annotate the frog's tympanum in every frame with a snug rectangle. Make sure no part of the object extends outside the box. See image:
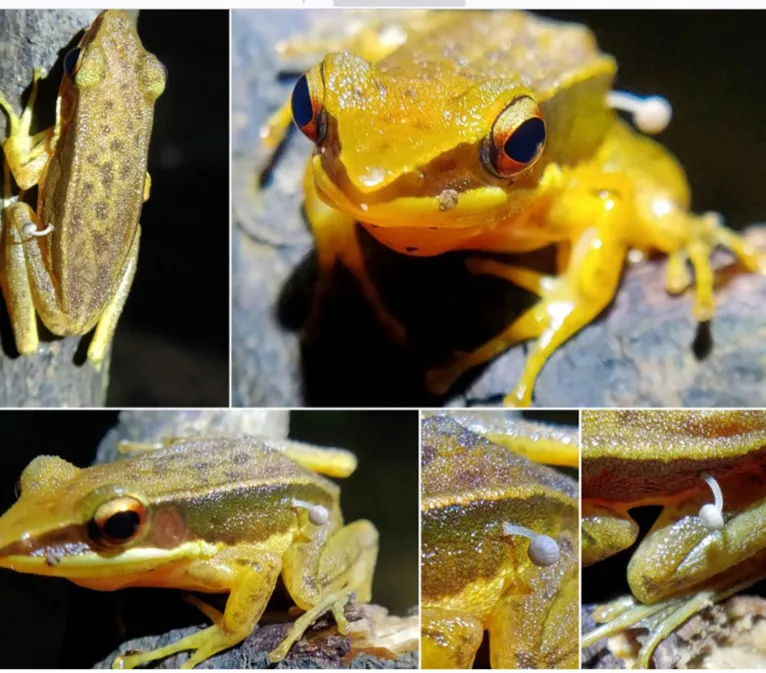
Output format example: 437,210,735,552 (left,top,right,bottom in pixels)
0,437,378,669
263,11,764,406
581,410,766,668
421,414,579,668
0,10,165,367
